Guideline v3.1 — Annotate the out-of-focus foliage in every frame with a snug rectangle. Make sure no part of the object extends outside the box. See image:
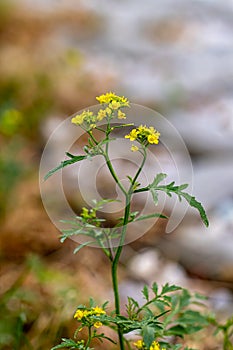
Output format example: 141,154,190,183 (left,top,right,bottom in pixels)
0,139,24,217
0,254,81,350
0,0,112,216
